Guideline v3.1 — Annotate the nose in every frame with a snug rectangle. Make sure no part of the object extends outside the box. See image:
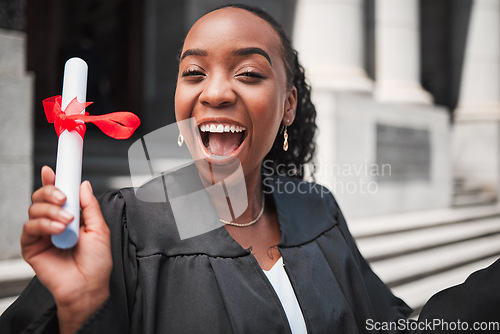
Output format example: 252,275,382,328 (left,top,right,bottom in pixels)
199,73,236,107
